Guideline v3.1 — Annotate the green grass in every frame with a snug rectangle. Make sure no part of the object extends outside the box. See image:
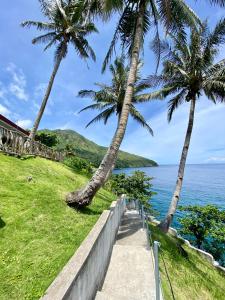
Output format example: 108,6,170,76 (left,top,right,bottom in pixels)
0,153,116,300
150,224,225,300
